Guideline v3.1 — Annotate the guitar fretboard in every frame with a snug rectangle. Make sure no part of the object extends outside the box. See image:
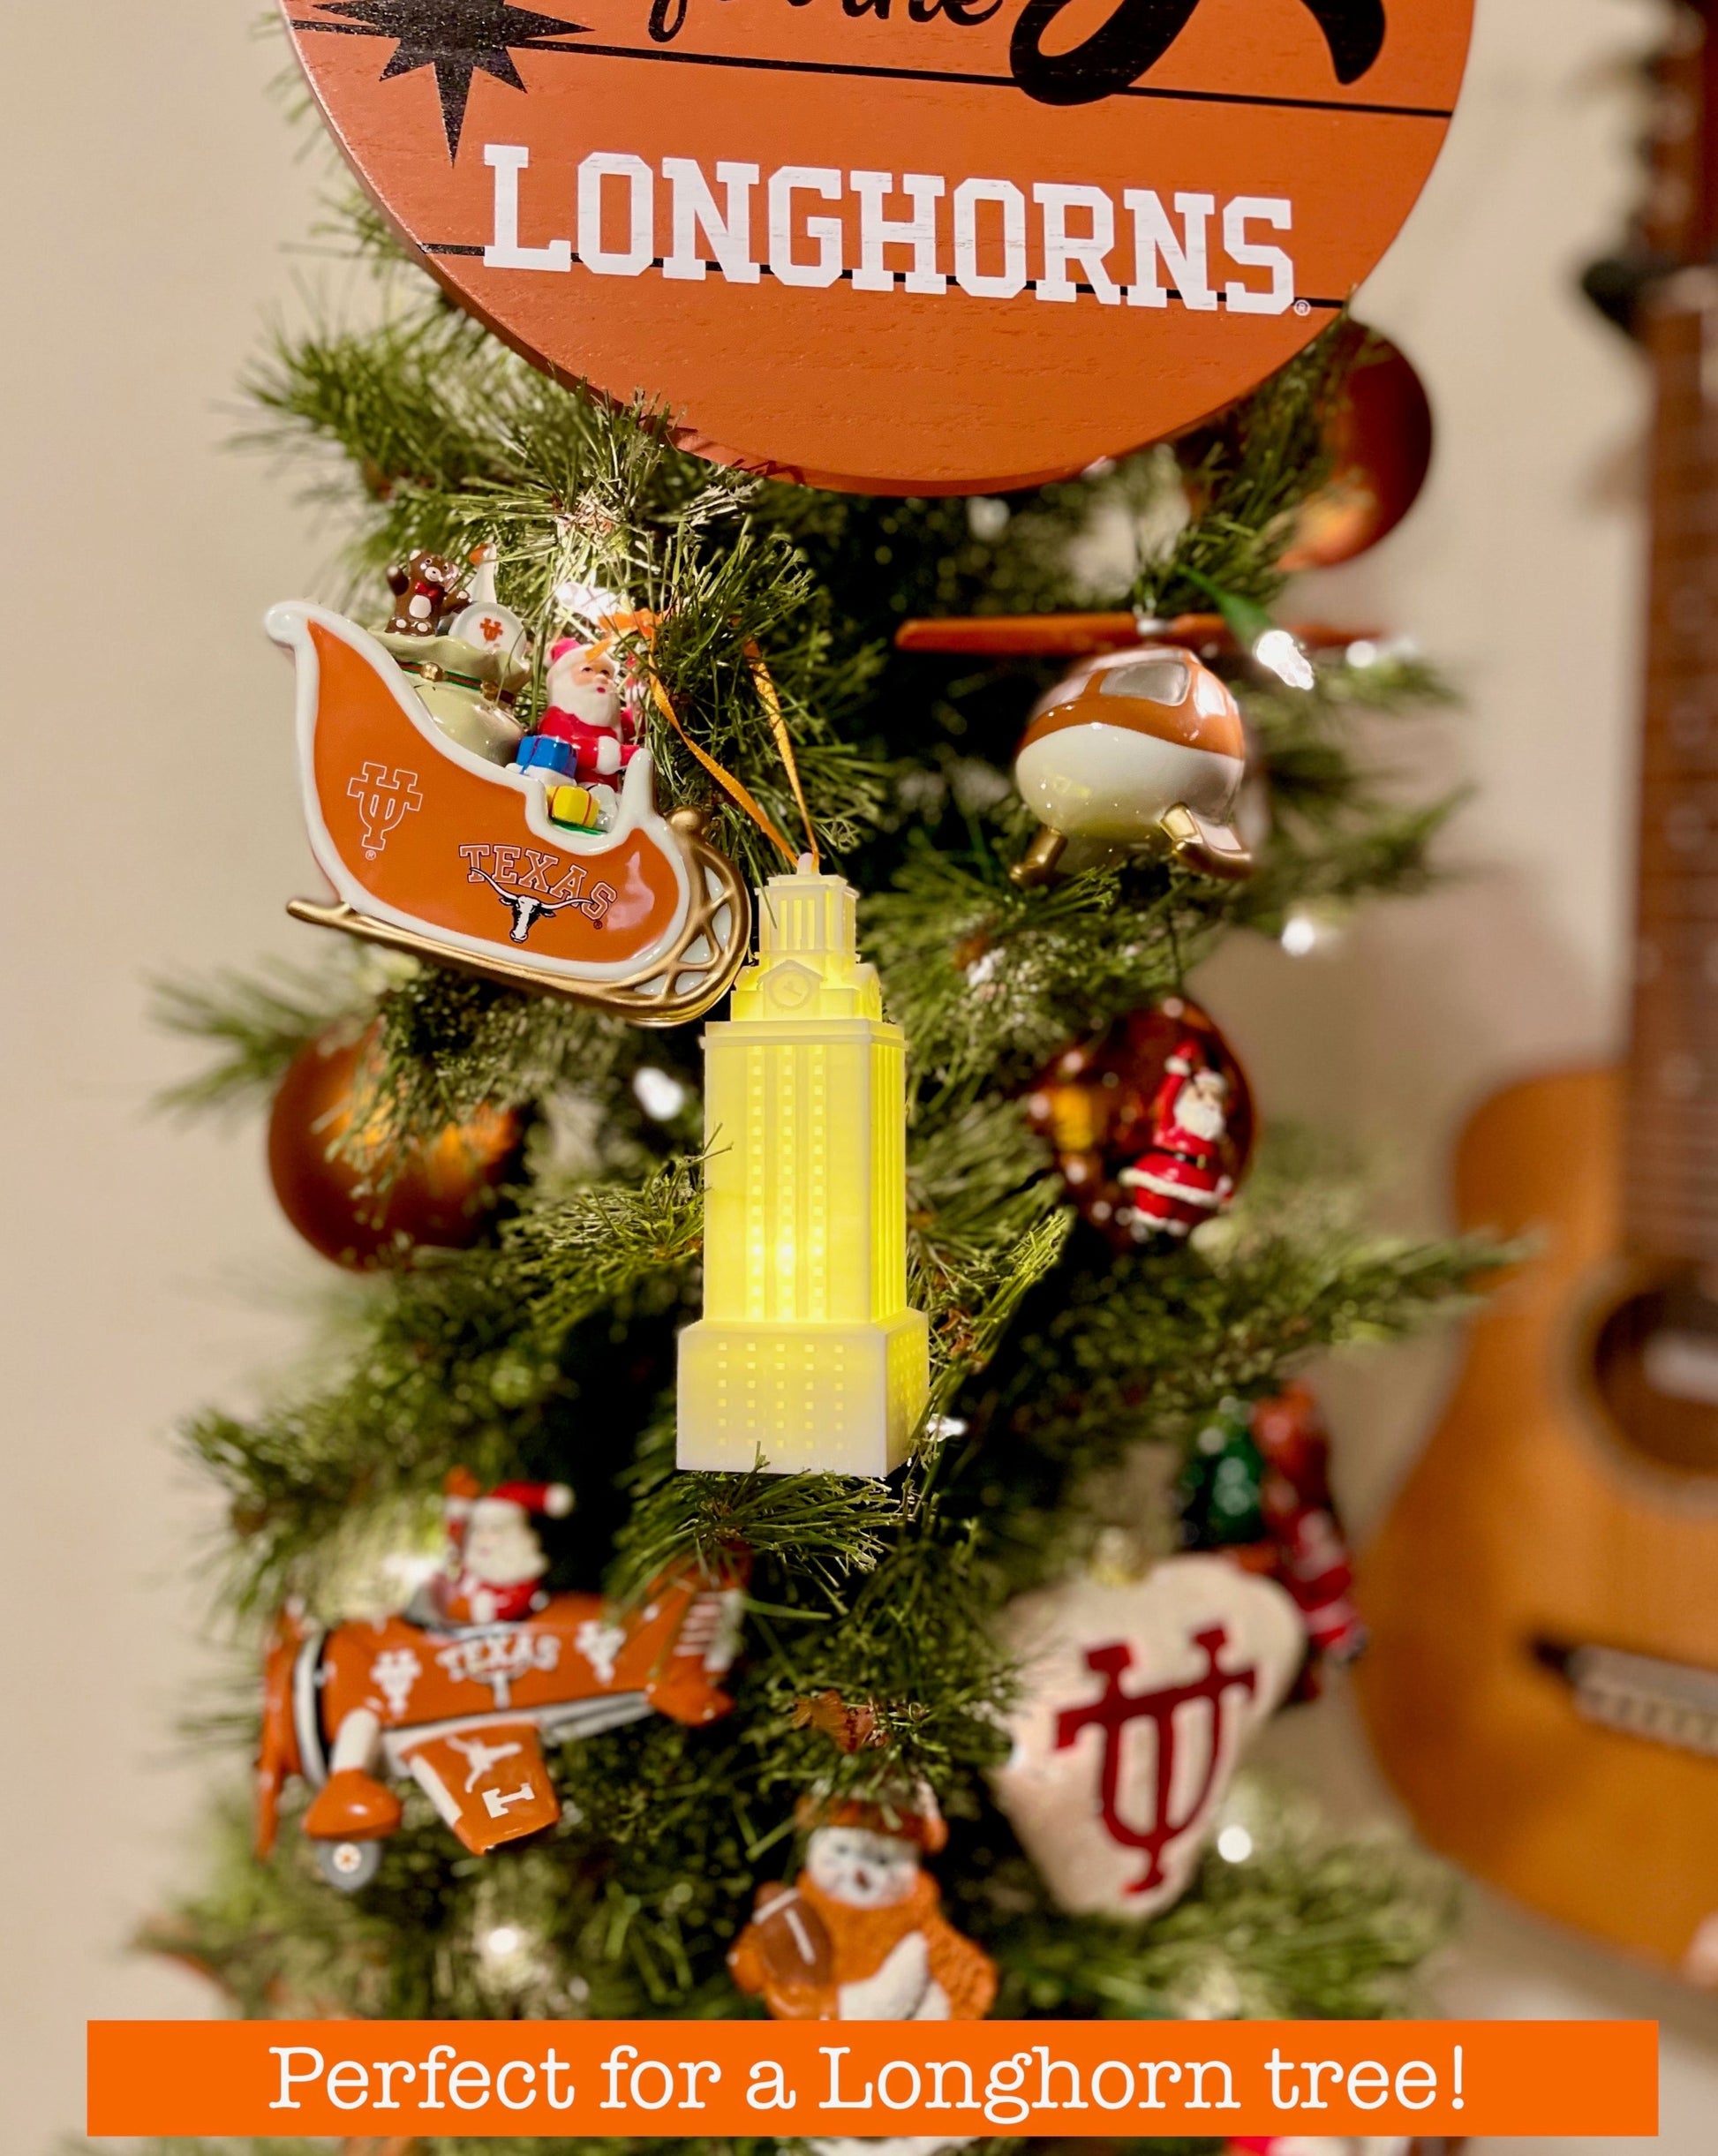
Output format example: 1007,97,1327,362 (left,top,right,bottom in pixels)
1624,10,1718,1264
